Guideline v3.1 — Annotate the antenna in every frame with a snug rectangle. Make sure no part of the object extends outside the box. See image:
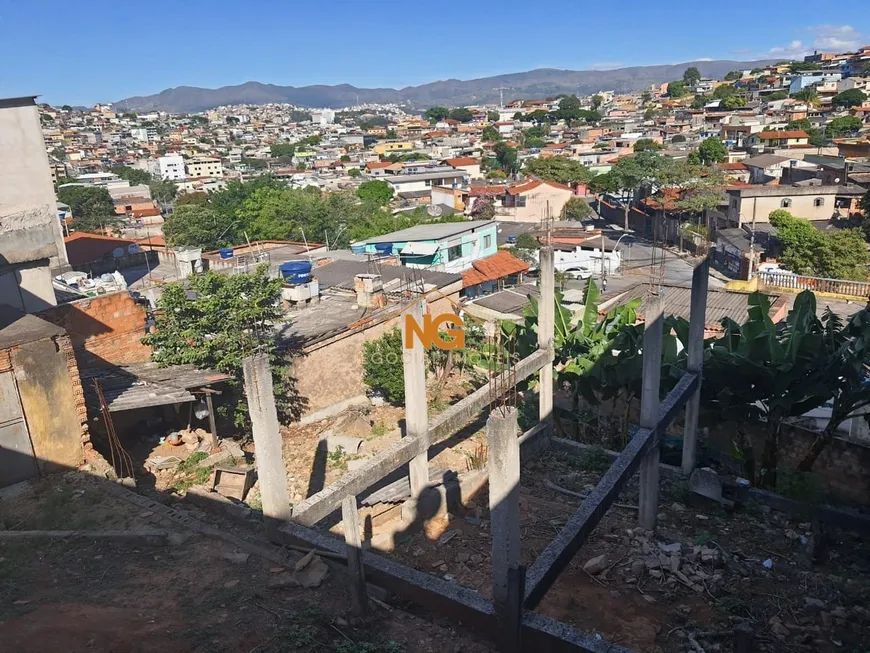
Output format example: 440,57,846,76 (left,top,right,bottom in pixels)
493,86,510,109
